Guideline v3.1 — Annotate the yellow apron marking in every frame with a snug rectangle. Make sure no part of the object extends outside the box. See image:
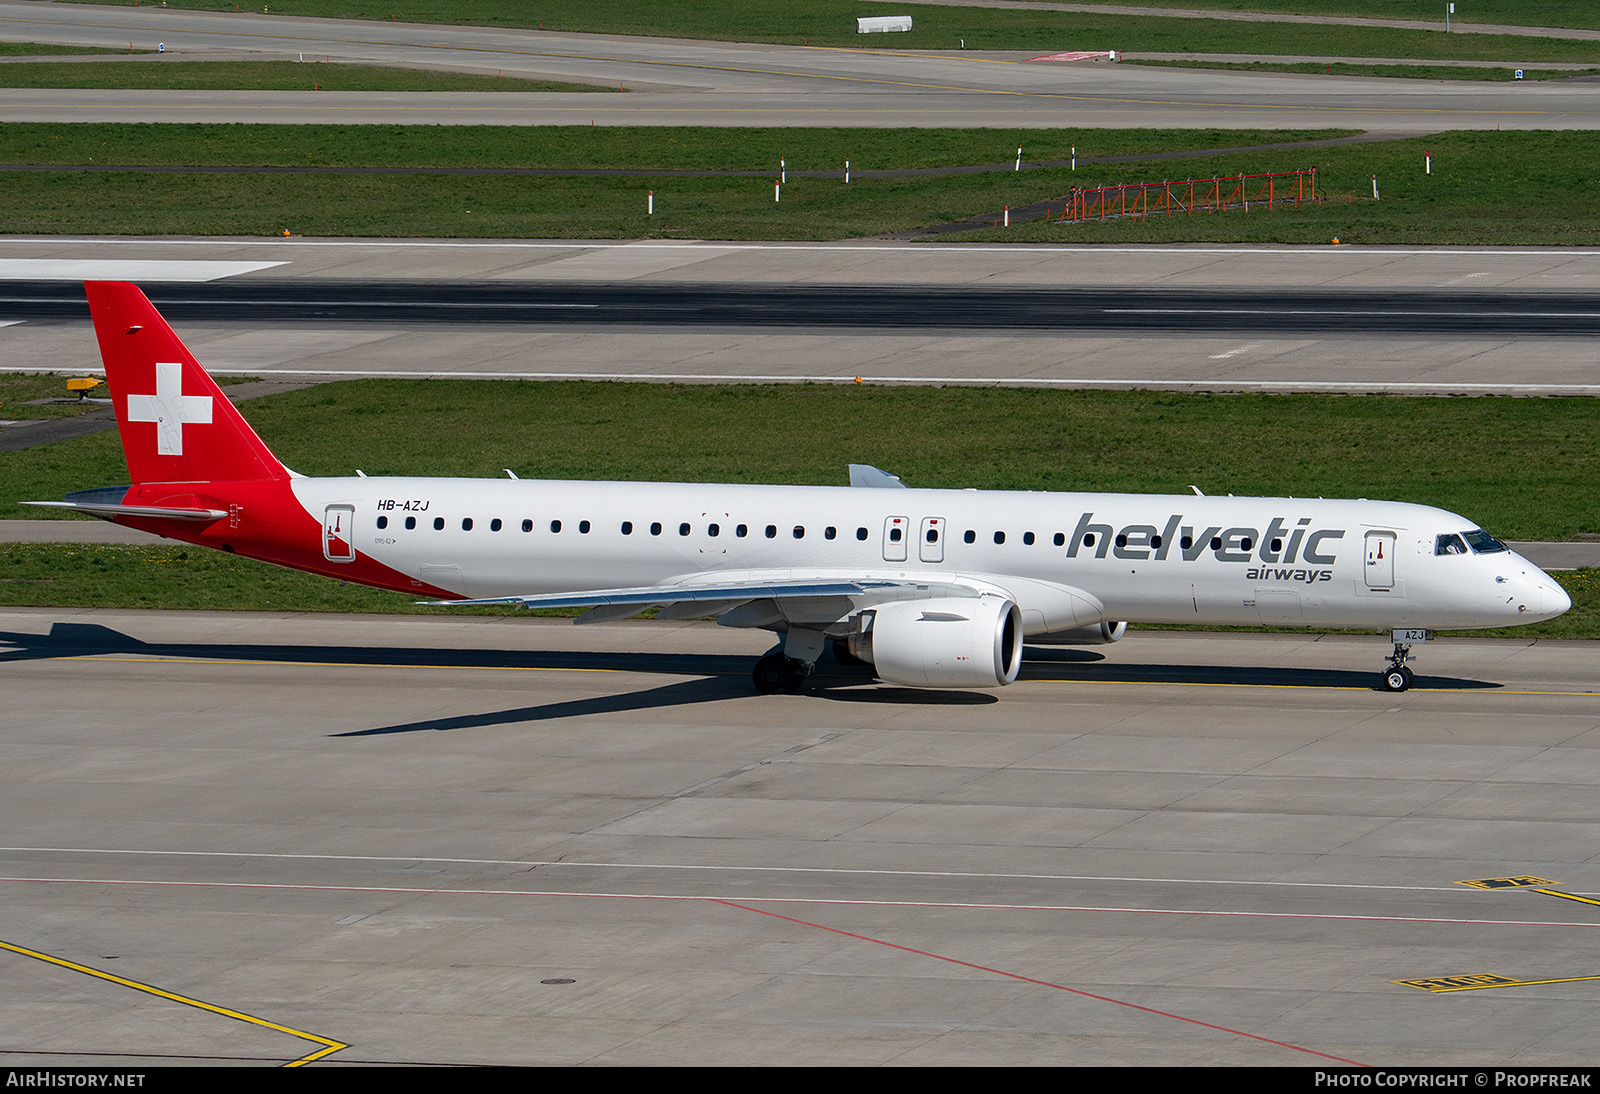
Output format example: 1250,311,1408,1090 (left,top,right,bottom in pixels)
1457,876,1553,890
1398,973,1600,993
0,938,348,1067
1531,888,1600,907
